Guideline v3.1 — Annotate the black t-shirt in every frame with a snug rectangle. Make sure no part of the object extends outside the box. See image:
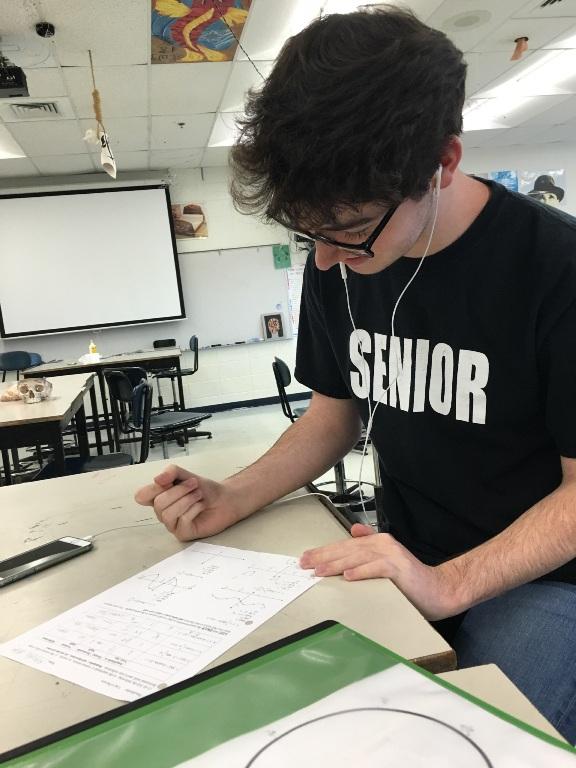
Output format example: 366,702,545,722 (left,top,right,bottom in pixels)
295,179,576,584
